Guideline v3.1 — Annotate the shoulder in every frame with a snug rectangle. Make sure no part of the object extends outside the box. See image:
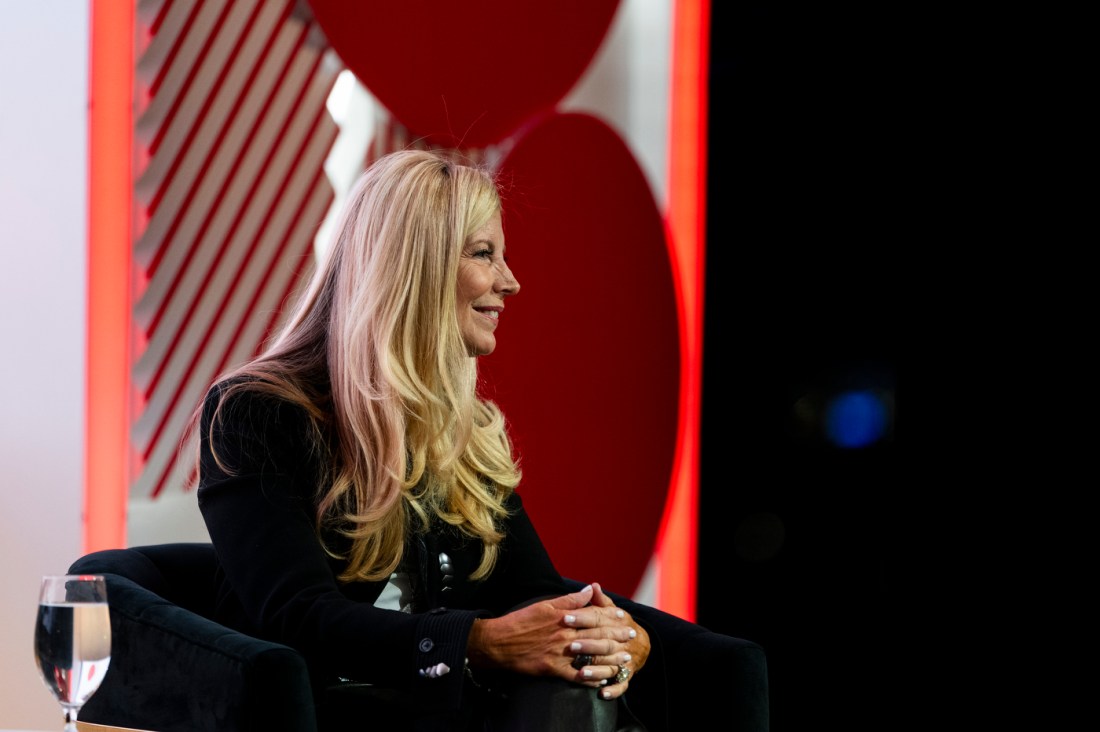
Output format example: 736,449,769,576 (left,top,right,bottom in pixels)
198,373,326,477
503,490,524,512
202,374,318,437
